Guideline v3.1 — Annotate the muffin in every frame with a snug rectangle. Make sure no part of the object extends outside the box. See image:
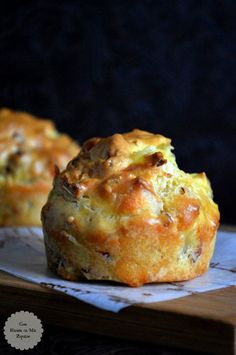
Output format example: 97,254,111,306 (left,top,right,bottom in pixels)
0,108,79,226
42,129,220,286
